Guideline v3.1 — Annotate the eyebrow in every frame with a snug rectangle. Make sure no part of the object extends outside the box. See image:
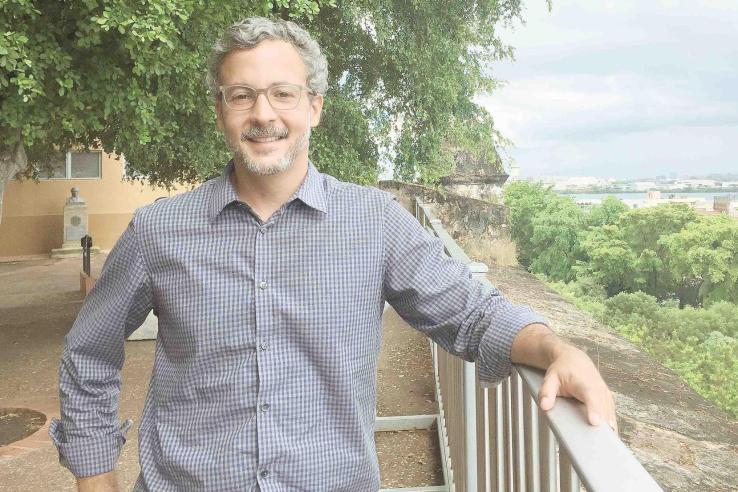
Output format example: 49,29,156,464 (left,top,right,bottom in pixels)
229,81,300,87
